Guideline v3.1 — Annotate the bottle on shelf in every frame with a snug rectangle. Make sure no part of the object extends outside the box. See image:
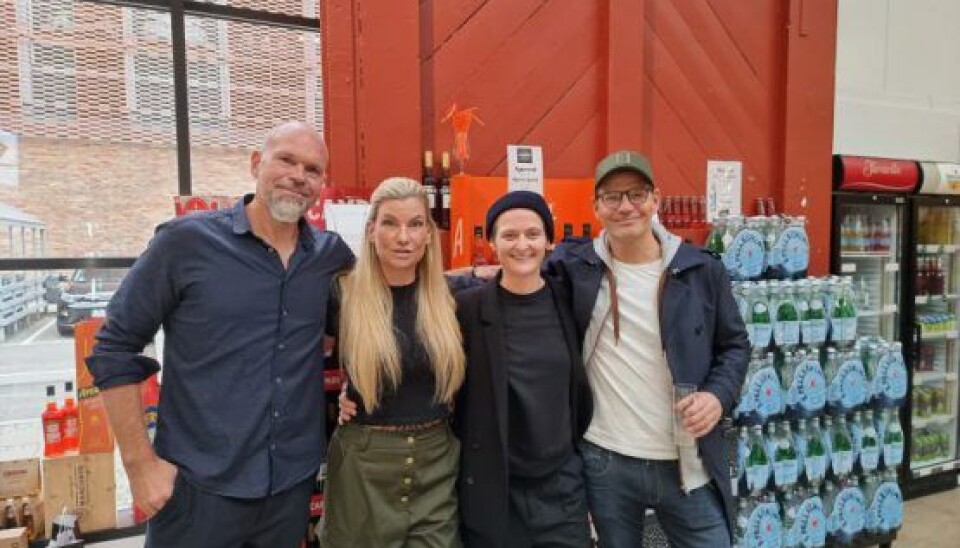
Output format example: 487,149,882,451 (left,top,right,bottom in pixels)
562,223,574,241
438,152,452,230
471,226,489,267
42,385,64,458
422,151,438,223
859,409,880,473
61,381,79,453
581,223,592,239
